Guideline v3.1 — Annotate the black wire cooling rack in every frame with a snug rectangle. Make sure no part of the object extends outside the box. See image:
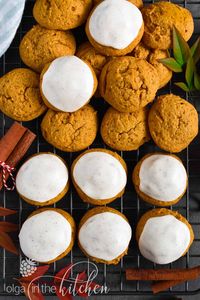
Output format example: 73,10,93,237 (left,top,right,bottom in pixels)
0,0,200,297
